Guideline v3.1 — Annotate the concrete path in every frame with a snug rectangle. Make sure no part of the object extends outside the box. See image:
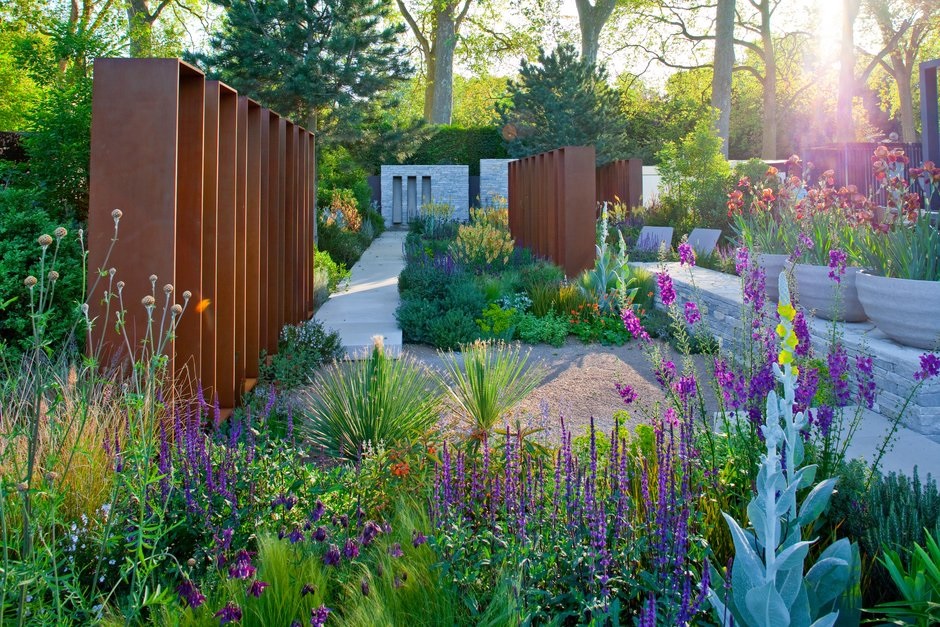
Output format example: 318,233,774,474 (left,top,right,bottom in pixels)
315,229,406,357
844,407,940,478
